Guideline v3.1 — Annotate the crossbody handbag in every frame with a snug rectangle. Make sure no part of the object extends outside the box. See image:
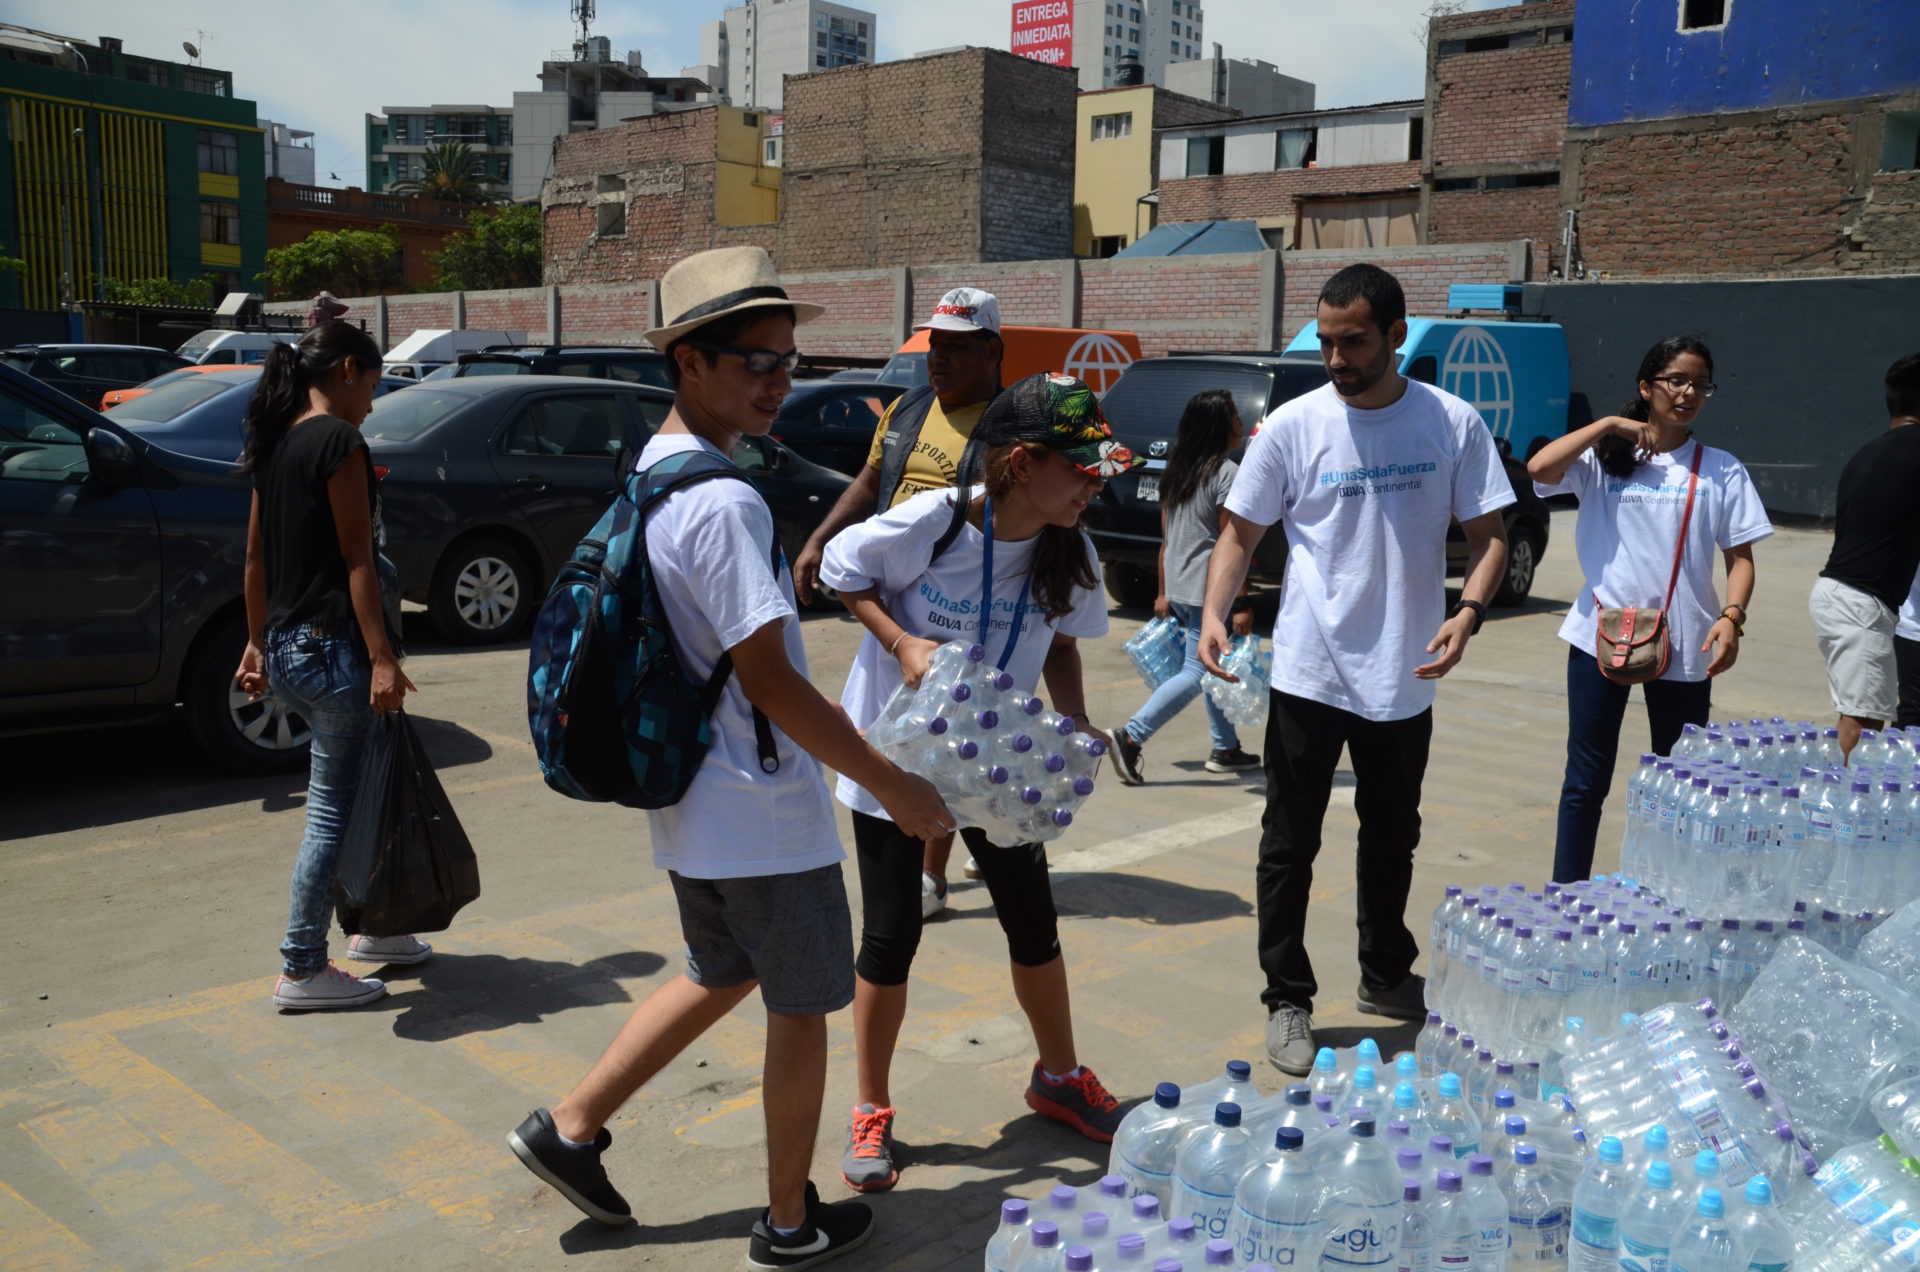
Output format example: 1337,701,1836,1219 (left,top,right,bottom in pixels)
1593,442,1703,686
